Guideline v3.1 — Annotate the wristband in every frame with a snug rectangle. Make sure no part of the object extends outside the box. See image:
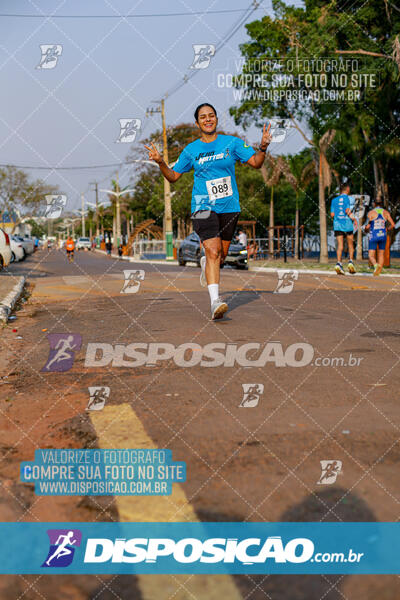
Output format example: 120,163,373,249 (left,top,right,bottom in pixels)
259,146,268,152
